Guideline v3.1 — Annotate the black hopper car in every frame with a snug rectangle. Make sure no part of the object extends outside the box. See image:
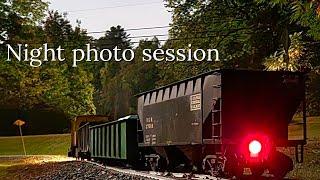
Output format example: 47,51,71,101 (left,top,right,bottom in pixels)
69,69,307,178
